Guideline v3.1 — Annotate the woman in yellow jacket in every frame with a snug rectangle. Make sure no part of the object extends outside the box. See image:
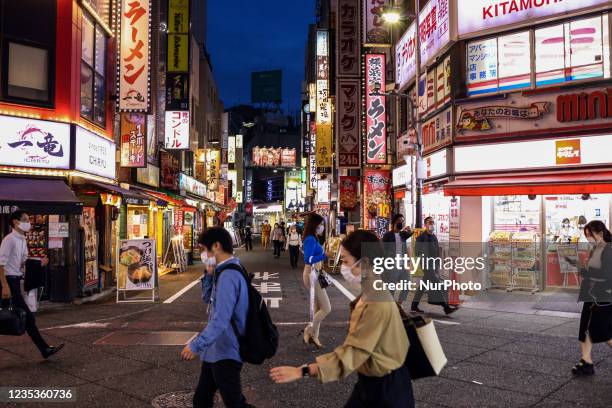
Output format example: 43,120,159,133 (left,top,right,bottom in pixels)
270,230,414,408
